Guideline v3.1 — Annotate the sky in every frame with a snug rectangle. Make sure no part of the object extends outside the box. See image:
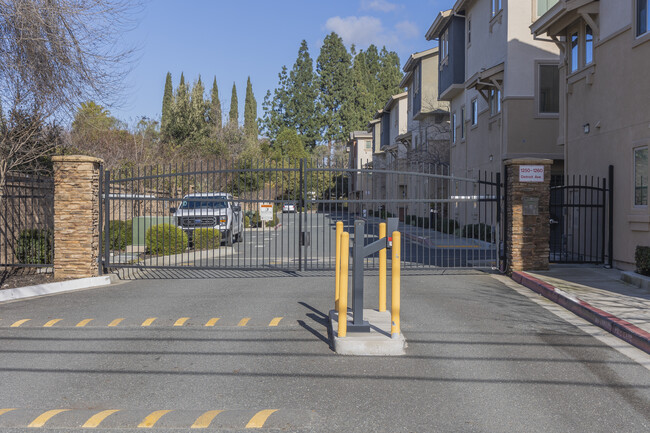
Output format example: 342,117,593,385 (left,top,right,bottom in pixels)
110,0,452,126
